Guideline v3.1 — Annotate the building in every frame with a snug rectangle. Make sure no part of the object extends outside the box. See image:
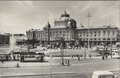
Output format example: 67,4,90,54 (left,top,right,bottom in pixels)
76,26,120,47
26,11,120,47
10,34,27,46
0,33,10,46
